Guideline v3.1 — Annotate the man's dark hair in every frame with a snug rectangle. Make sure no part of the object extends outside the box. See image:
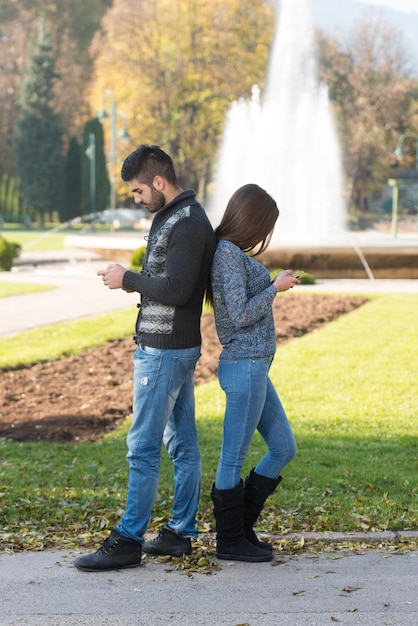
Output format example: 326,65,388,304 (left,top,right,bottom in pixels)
121,145,178,186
